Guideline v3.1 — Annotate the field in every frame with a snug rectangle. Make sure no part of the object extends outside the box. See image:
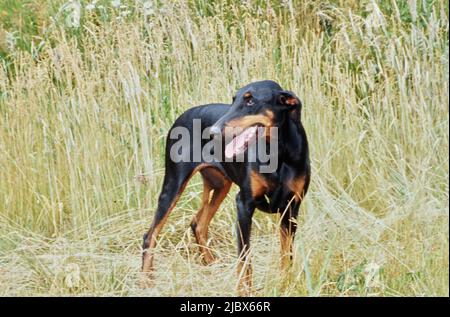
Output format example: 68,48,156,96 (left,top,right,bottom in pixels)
0,0,448,296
